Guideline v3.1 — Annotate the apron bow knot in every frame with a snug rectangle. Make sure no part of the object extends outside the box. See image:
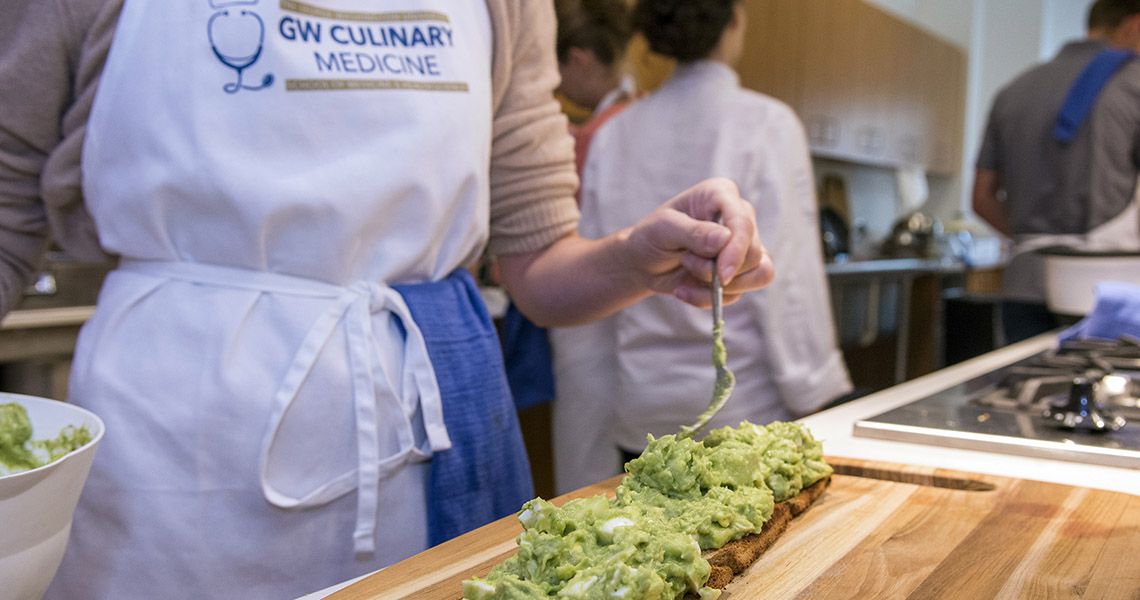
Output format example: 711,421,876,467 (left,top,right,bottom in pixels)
121,260,451,556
